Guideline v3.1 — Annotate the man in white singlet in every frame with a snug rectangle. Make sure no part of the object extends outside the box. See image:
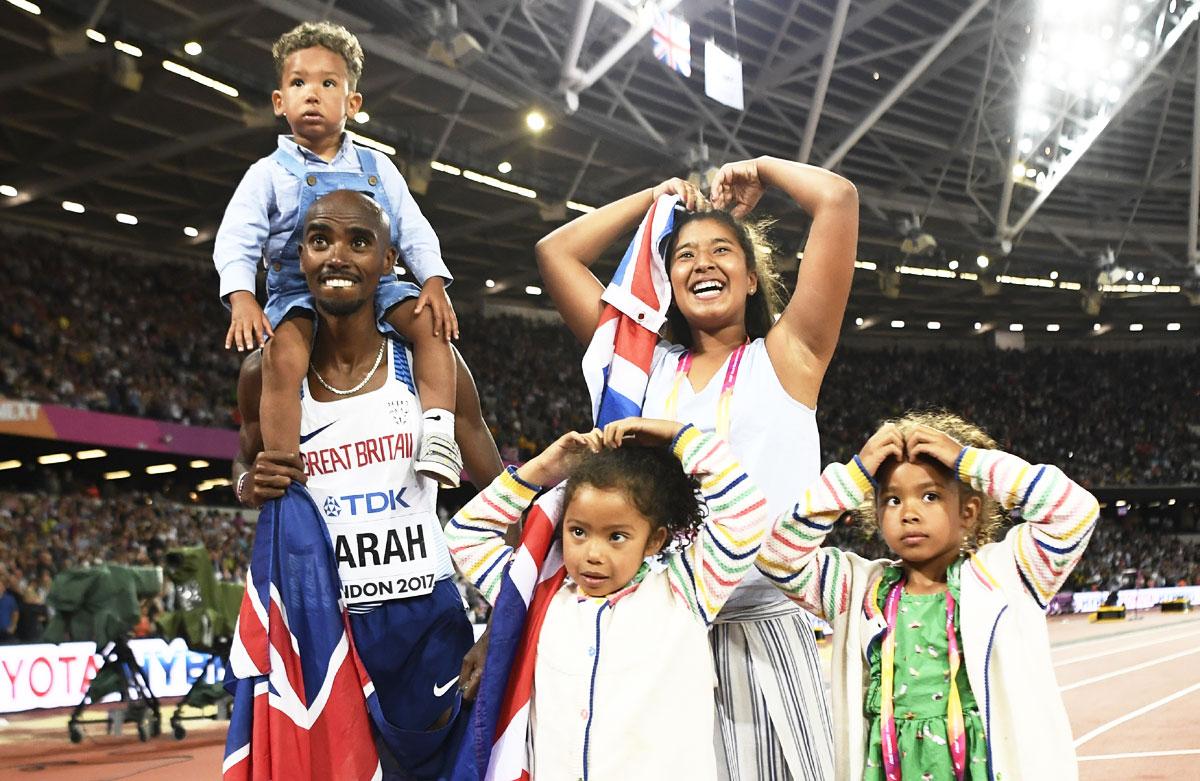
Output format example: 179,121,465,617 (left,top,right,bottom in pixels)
233,189,501,778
